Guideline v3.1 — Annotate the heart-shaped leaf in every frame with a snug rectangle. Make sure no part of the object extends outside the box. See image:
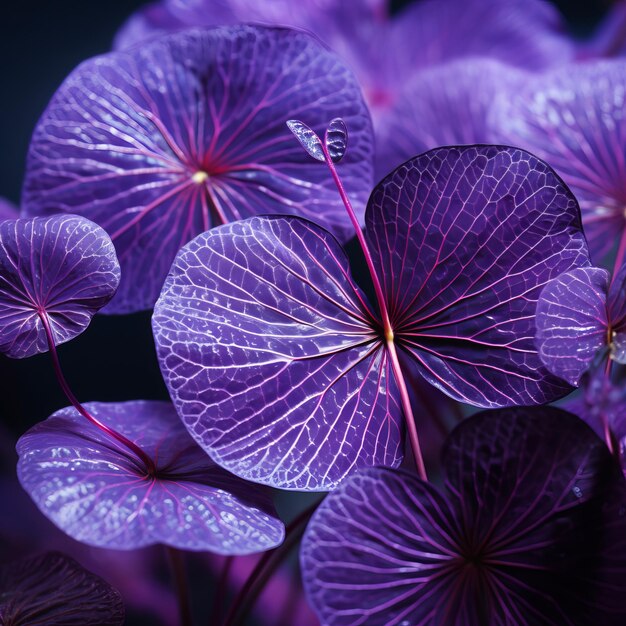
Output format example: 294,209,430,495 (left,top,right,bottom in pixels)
154,146,589,490
17,401,284,552
22,26,373,313
492,59,626,262
0,215,120,359
0,552,125,625
301,408,626,626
